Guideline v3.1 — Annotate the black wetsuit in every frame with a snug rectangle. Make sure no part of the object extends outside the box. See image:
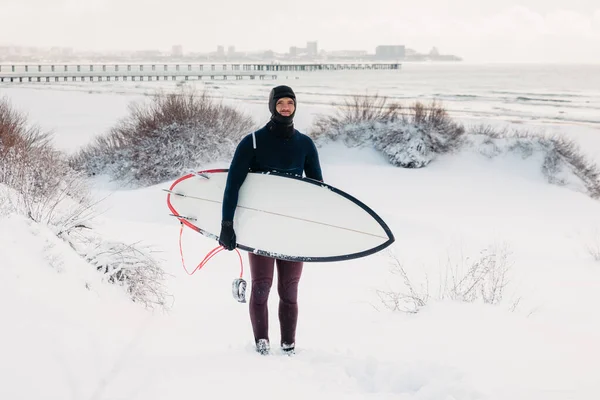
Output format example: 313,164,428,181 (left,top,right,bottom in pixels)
221,120,323,221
